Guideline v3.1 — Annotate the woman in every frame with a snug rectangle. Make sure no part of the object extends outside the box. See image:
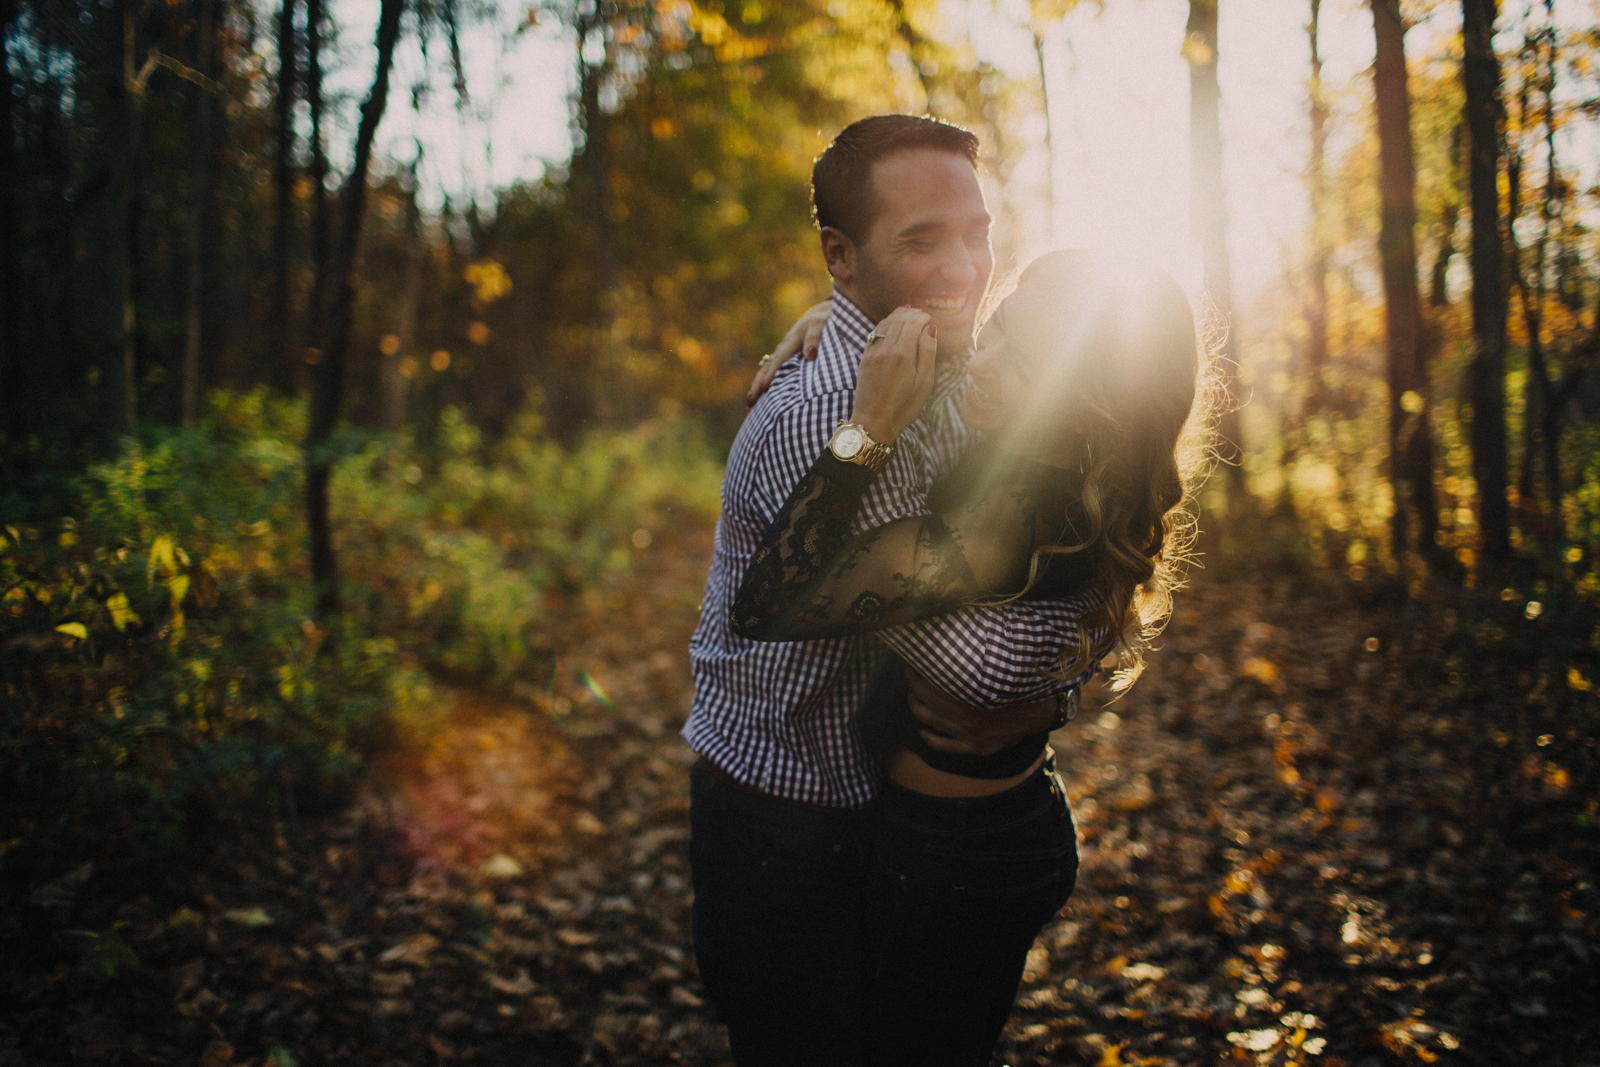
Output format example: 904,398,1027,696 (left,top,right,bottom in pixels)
731,249,1211,1065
